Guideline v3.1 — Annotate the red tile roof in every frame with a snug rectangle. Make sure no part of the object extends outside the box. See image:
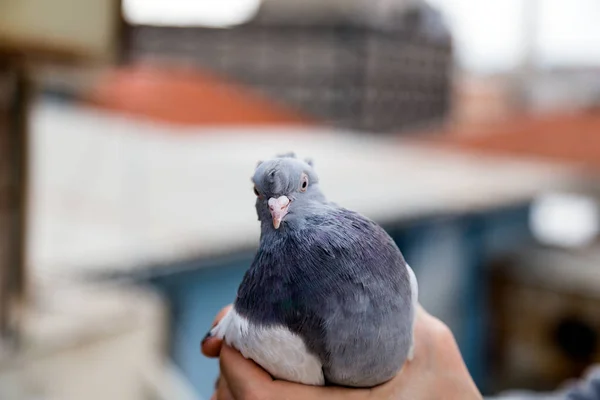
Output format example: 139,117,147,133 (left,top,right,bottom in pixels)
85,64,312,128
